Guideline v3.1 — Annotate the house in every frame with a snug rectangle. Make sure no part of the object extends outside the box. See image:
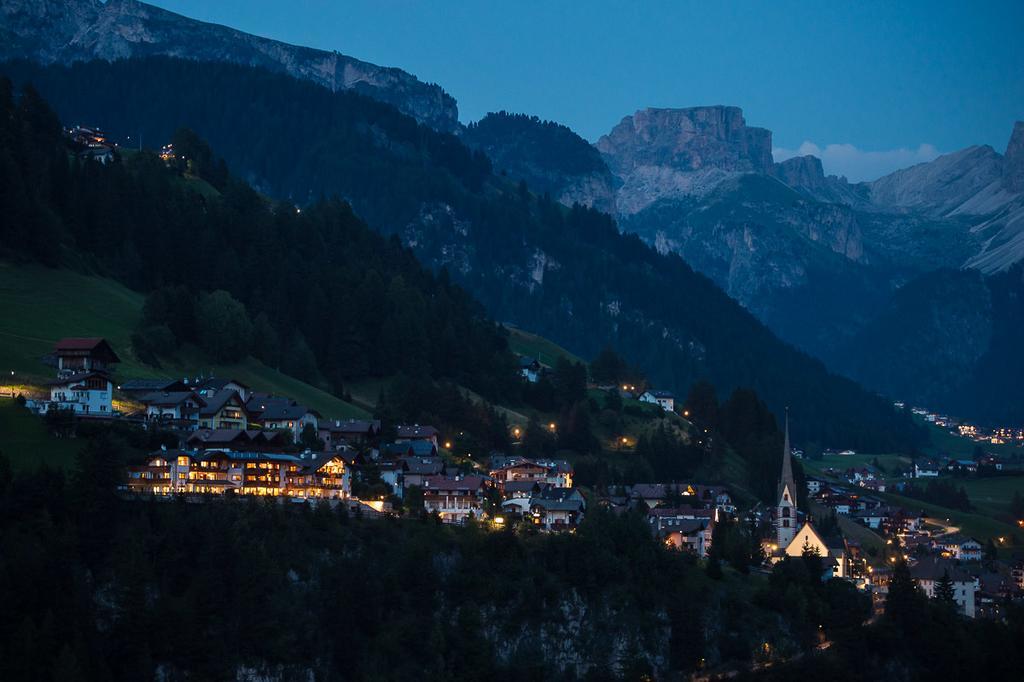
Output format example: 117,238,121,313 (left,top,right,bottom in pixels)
806,478,825,495
140,391,205,429
383,440,438,459
319,419,381,448
421,475,487,523
914,459,942,477
199,390,250,431
639,390,675,412
529,487,585,530
379,461,404,497
196,377,251,402
910,557,977,618
396,424,439,447
285,451,351,499
518,356,542,383
45,371,115,416
400,457,446,488
658,518,714,558
936,535,984,561
648,507,716,557
490,459,550,488
51,337,120,377
947,459,978,475
256,401,319,441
